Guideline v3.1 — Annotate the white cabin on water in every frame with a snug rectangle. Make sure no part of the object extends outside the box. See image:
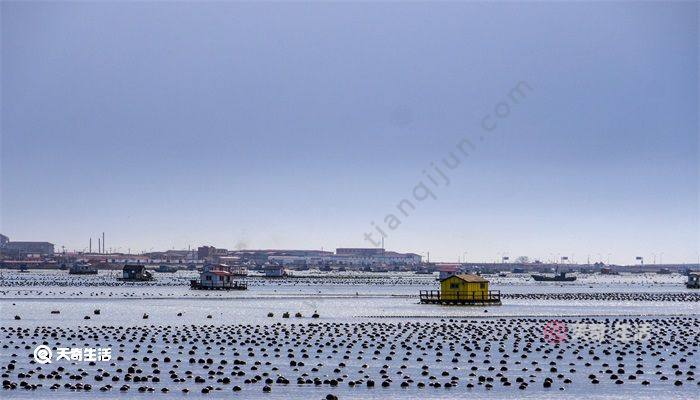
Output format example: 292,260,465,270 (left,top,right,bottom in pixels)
190,264,247,290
